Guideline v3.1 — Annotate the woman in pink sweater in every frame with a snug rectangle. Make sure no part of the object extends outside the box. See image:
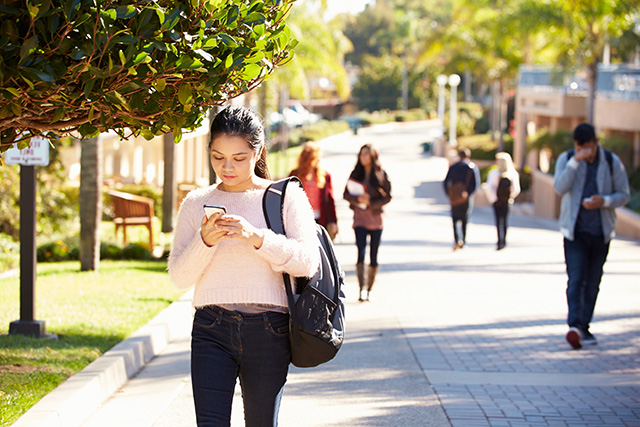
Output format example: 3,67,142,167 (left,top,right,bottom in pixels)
168,106,319,426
